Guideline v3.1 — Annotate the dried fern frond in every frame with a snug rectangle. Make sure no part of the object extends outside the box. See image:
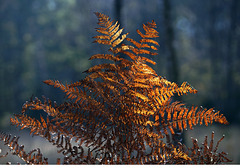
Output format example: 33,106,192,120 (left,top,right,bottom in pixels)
0,132,49,164
181,132,232,164
152,101,228,136
93,12,129,52
0,12,231,165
